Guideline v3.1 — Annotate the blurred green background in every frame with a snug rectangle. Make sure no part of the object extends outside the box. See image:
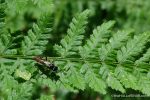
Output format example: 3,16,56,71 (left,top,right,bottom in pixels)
3,0,150,40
